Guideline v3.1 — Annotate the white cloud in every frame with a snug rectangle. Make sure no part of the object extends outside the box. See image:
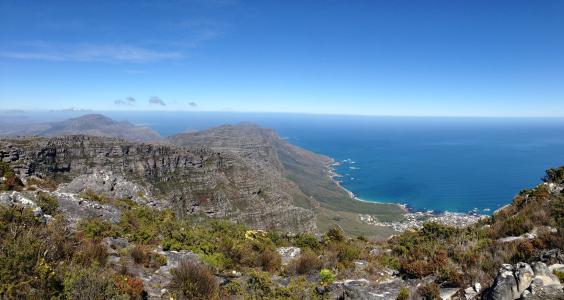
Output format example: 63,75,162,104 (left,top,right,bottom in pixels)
0,43,182,63
149,96,166,106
